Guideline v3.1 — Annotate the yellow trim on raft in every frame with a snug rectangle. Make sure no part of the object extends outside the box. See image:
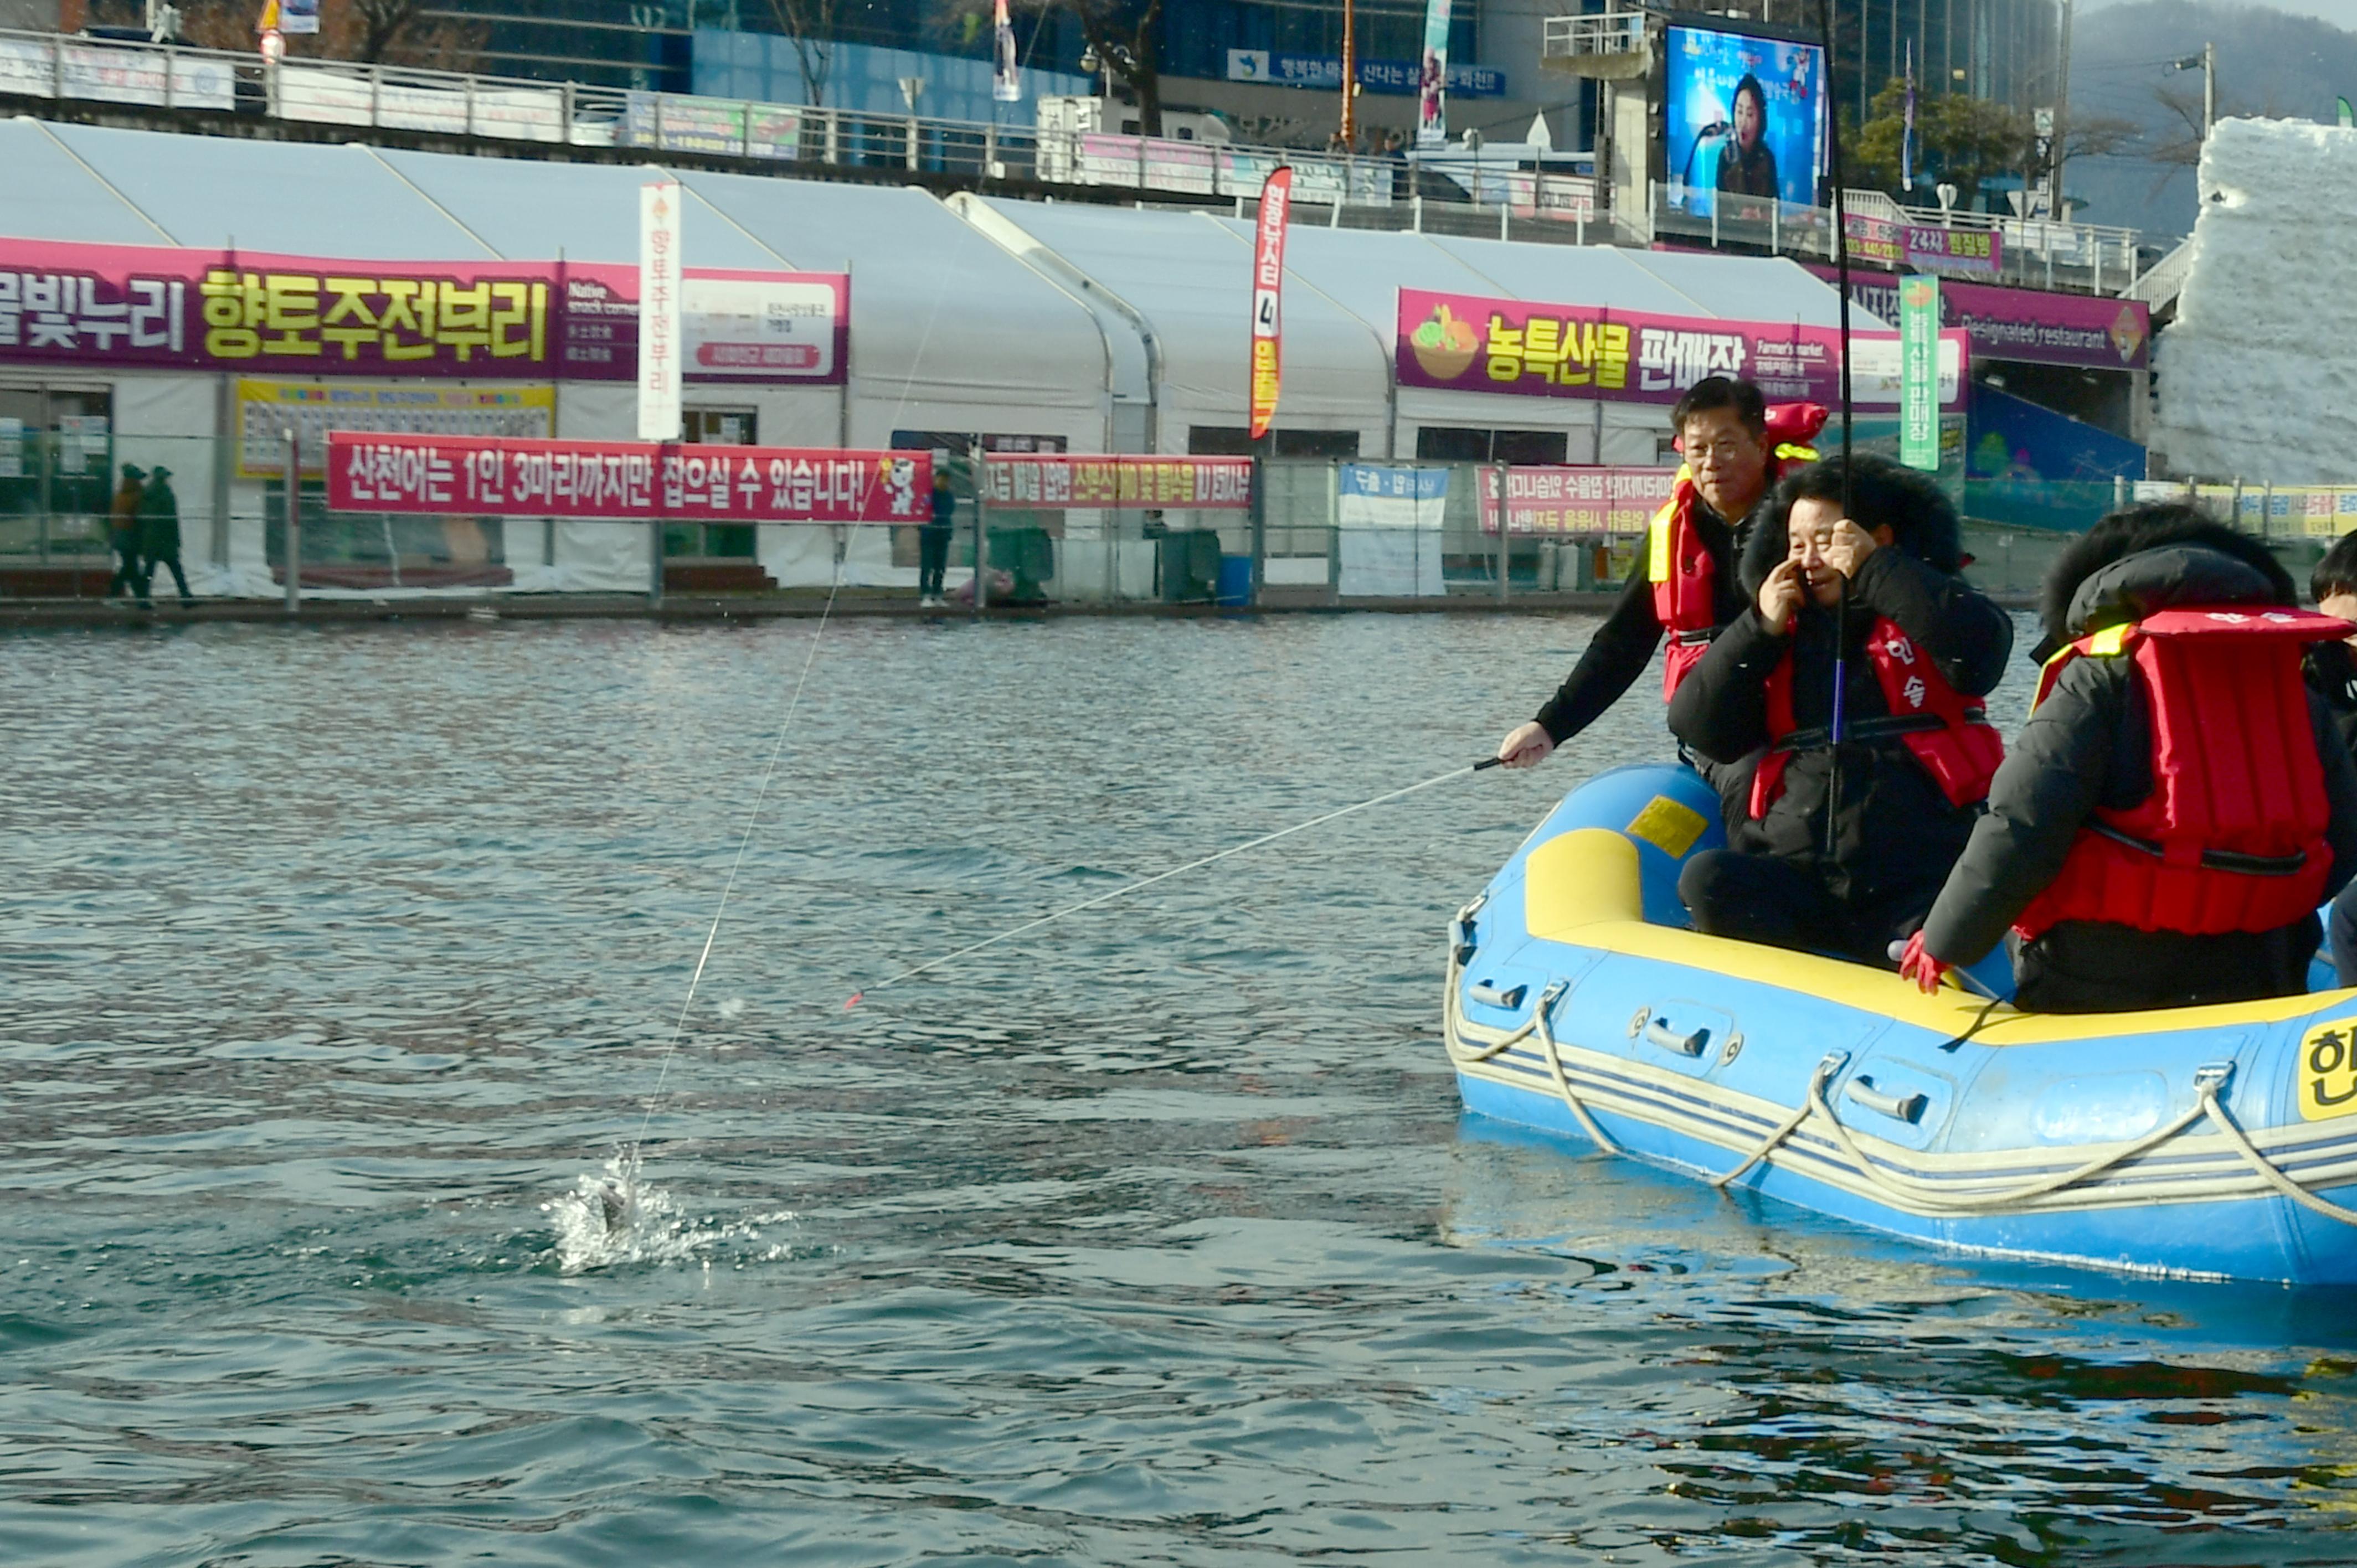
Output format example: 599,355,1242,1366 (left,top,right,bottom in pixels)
1519,824,2357,1045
